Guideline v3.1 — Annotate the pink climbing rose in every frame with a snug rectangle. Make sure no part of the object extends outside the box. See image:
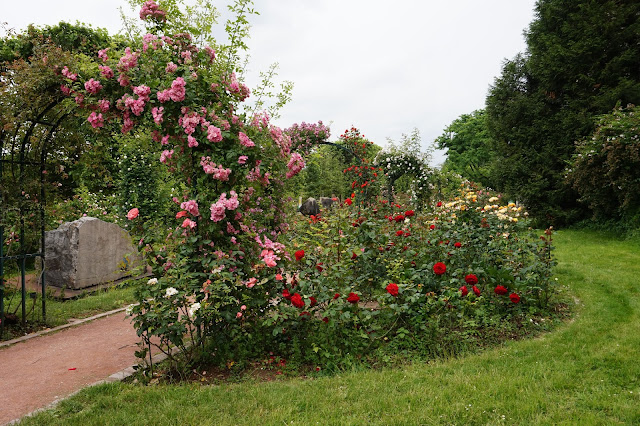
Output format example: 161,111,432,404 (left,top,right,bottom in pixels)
127,208,139,220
